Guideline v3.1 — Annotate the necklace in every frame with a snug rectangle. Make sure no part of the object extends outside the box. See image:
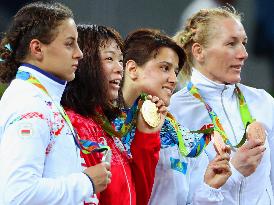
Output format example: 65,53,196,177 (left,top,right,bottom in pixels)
187,81,254,148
